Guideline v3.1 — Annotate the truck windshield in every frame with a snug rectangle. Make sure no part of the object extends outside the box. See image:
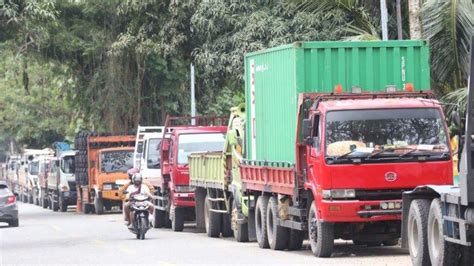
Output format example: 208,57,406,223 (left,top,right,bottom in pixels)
147,138,162,169
29,162,39,175
61,156,75,174
177,133,226,164
101,150,133,173
325,108,449,159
